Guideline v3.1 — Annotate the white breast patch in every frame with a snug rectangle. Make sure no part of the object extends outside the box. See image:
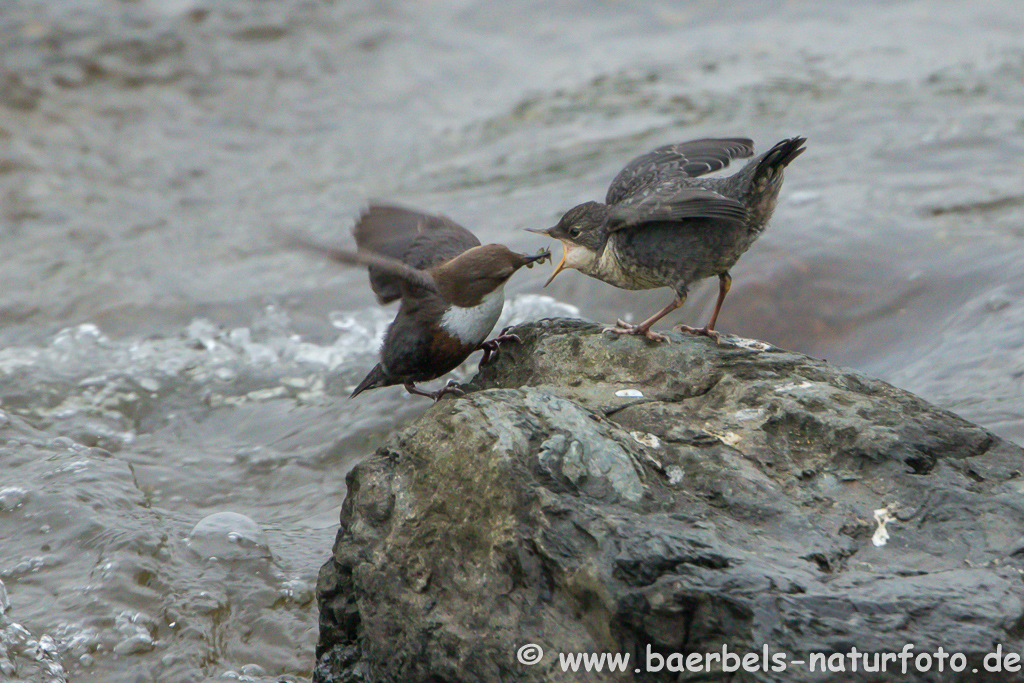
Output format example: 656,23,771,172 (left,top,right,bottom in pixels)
439,288,505,346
